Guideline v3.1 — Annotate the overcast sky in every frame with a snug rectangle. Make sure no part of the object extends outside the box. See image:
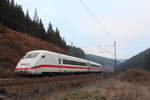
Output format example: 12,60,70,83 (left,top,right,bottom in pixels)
15,0,150,59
